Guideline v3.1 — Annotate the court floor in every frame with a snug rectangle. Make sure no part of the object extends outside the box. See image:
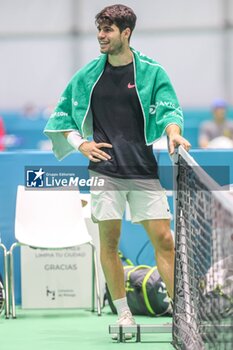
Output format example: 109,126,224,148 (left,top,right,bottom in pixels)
0,306,174,350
